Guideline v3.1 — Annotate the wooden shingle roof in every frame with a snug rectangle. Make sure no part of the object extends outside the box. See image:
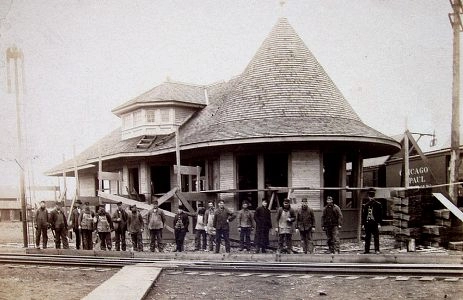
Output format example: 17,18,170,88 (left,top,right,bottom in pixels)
179,18,399,152
112,81,207,116
47,18,400,175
